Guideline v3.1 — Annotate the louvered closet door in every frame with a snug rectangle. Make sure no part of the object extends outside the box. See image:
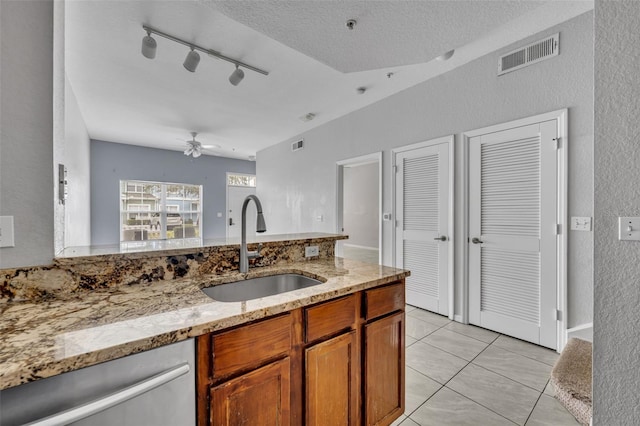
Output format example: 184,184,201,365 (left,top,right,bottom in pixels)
396,142,449,315
468,121,558,349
